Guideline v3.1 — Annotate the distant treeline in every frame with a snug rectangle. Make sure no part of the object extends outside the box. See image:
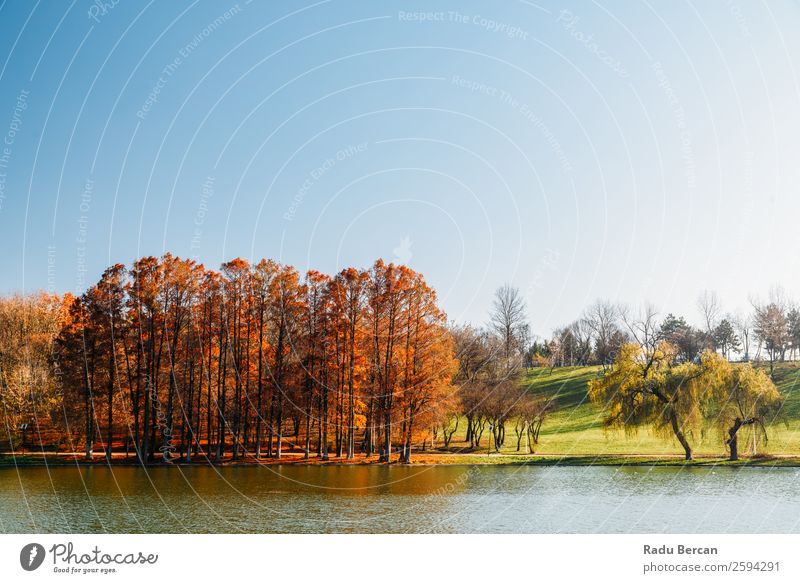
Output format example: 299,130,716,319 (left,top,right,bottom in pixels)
527,291,800,373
